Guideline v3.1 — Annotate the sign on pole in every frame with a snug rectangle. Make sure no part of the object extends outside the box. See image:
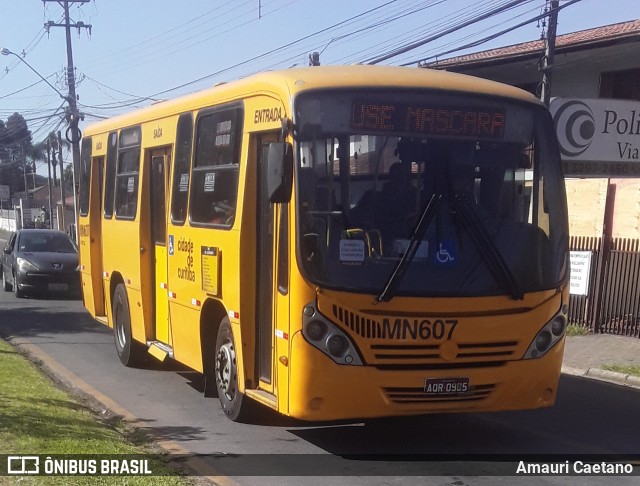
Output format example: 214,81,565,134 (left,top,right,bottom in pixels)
569,251,592,296
550,98,640,177
0,184,9,200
